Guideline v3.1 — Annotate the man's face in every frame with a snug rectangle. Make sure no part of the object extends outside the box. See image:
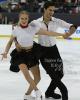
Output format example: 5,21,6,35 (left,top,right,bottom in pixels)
44,6,55,19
